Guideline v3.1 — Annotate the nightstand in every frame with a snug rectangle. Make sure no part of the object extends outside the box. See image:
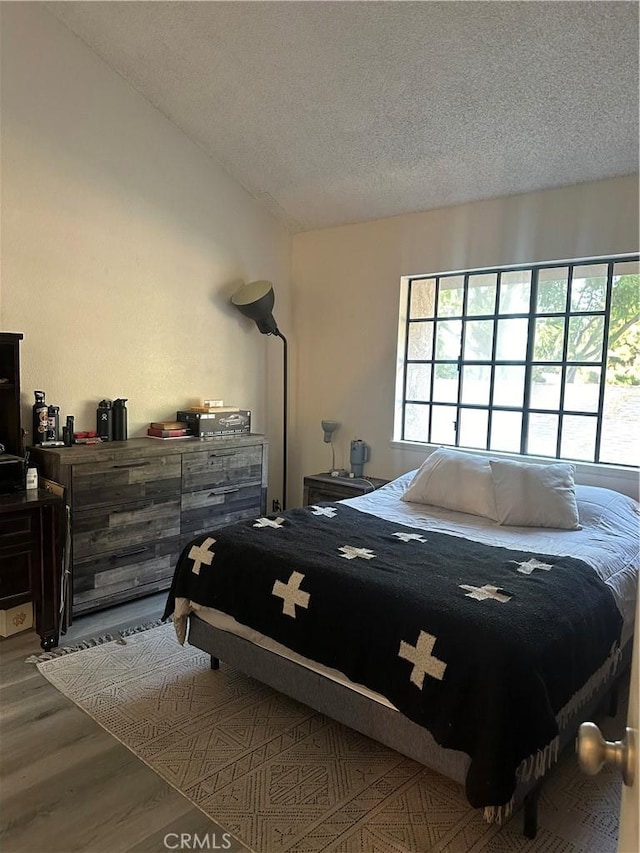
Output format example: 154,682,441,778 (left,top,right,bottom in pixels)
303,473,389,505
